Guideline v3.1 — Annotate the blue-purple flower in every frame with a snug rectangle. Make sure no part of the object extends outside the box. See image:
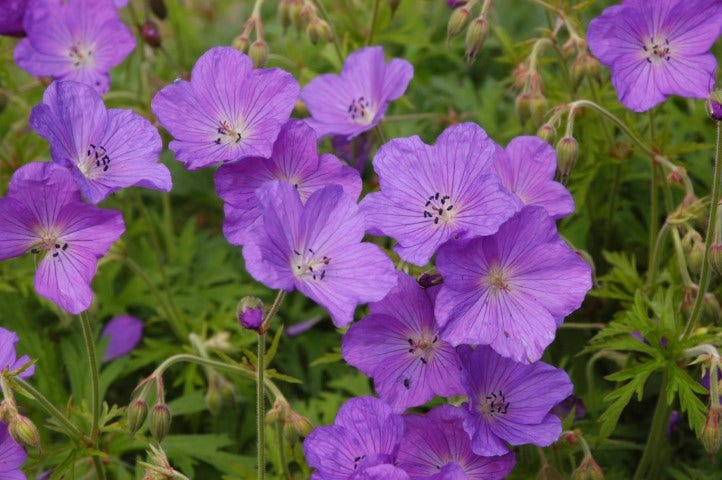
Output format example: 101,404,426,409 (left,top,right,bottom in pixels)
397,405,516,479
151,47,299,170
361,123,517,266
14,0,135,94
100,315,143,361
215,120,361,246
458,345,573,457
0,327,35,383
0,0,27,37
342,271,463,412
587,0,722,112
435,207,591,363
301,46,413,139
0,422,26,480
0,162,125,314
243,181,396,327
29,81,171,204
